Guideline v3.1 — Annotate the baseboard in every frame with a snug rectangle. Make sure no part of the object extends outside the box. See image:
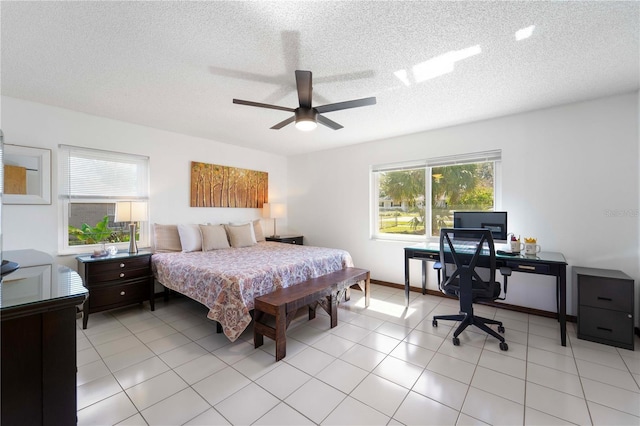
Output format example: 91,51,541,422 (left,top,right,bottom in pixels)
371,278,578,323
